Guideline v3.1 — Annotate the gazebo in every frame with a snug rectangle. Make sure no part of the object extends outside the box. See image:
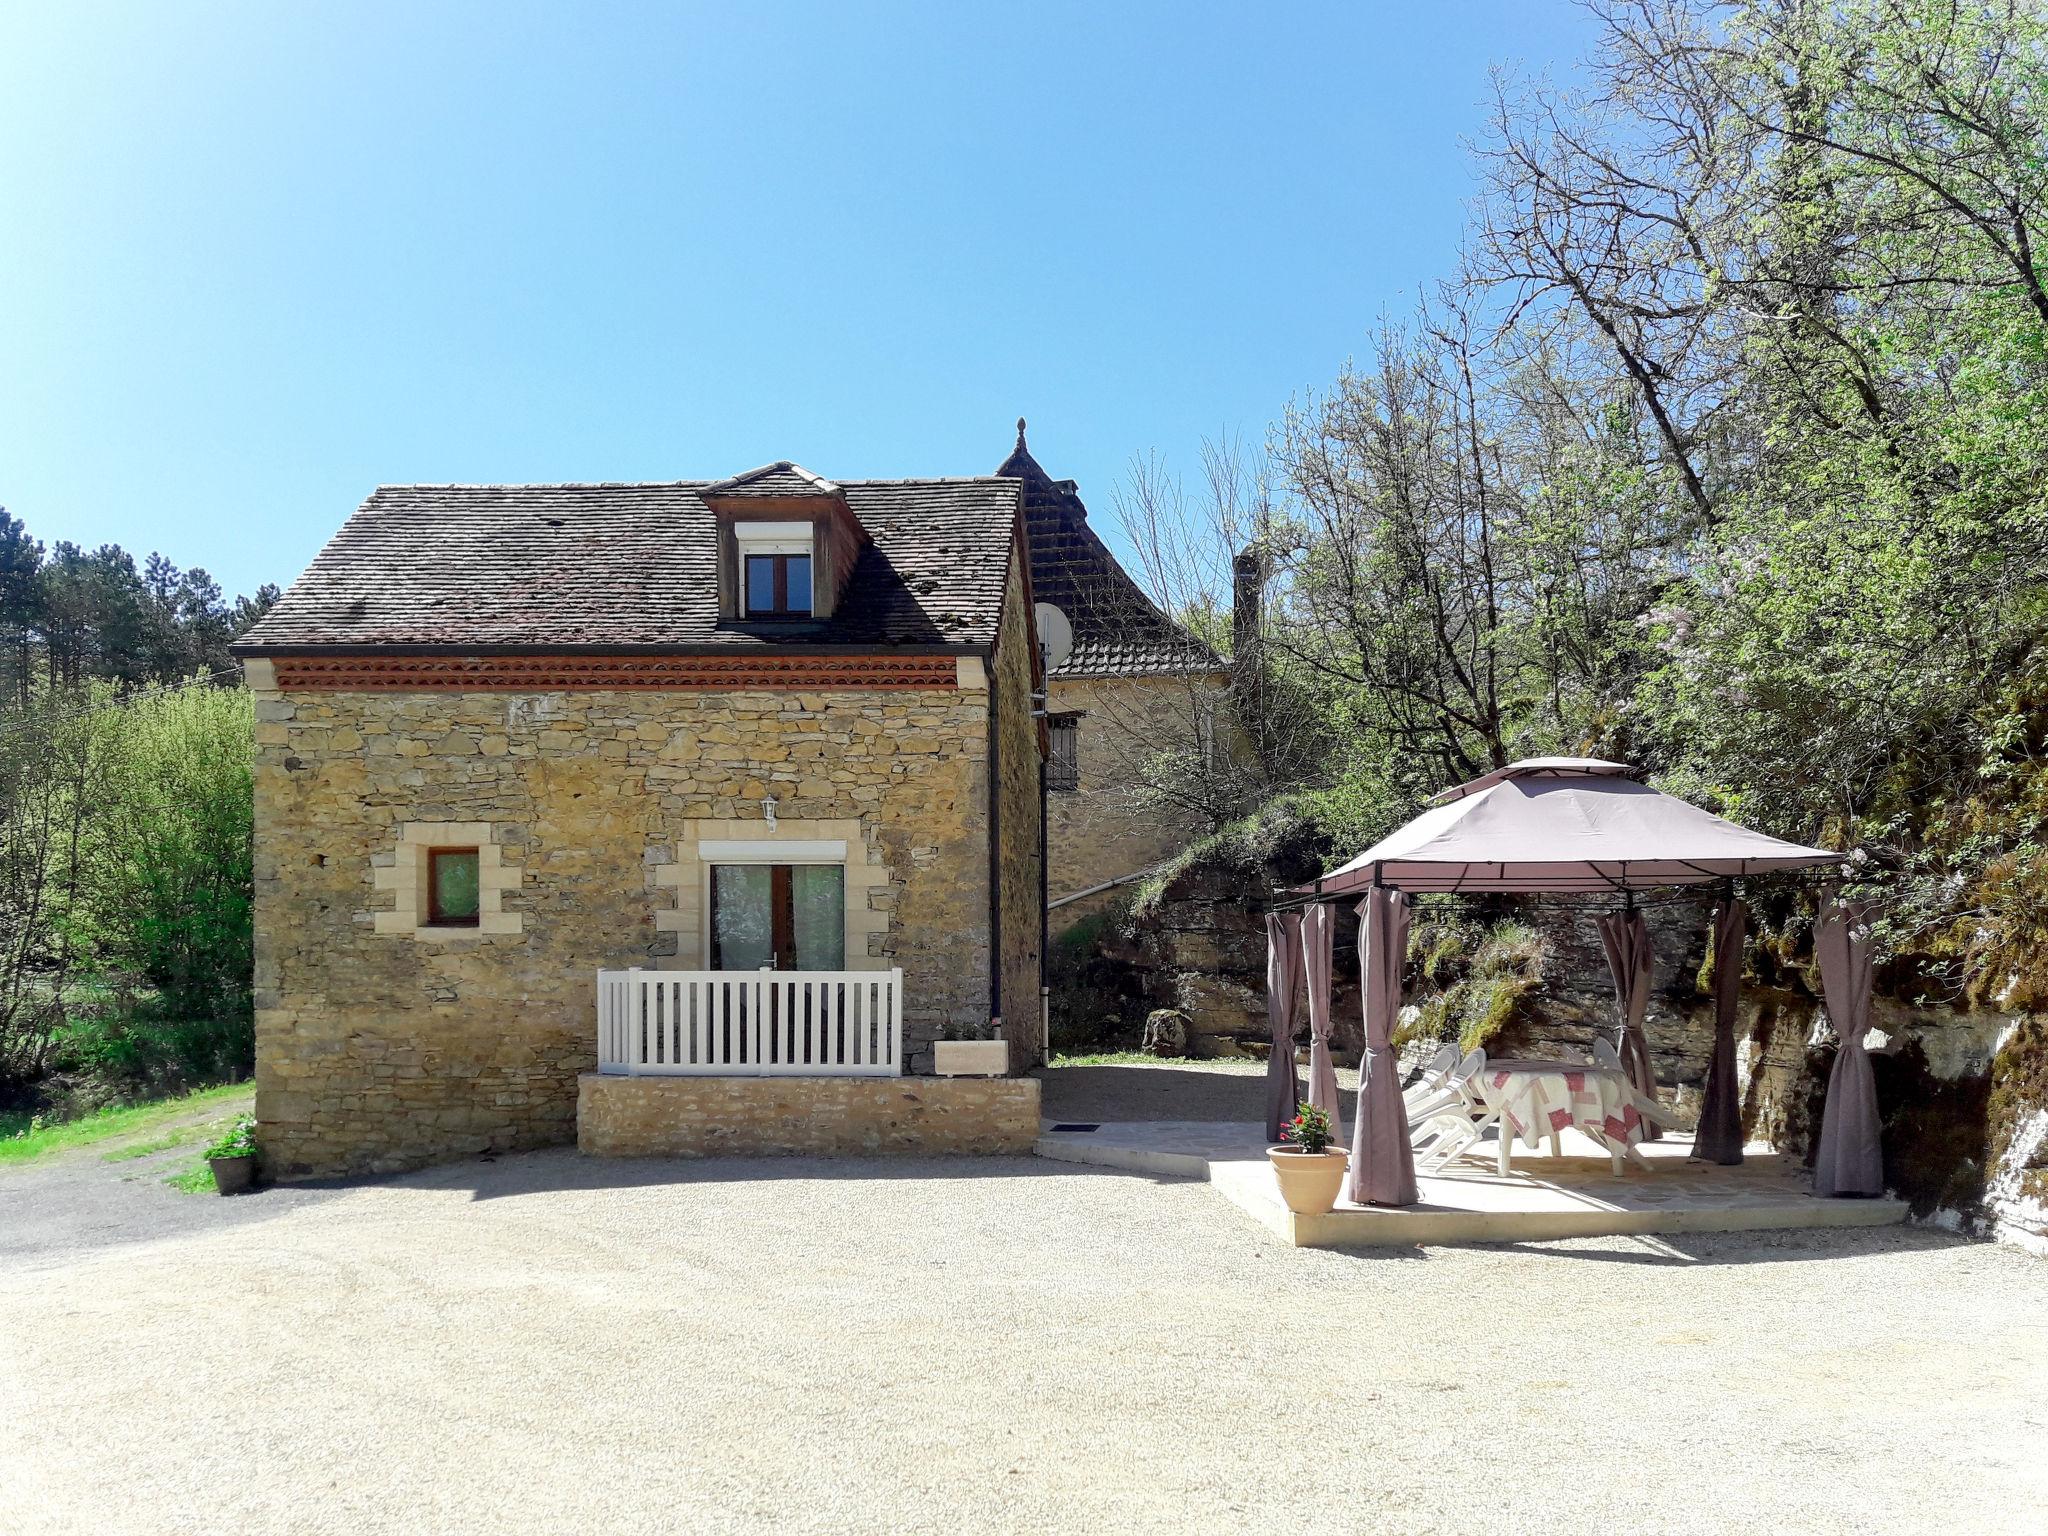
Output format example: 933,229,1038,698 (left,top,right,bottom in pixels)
1265,758,1880,1208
